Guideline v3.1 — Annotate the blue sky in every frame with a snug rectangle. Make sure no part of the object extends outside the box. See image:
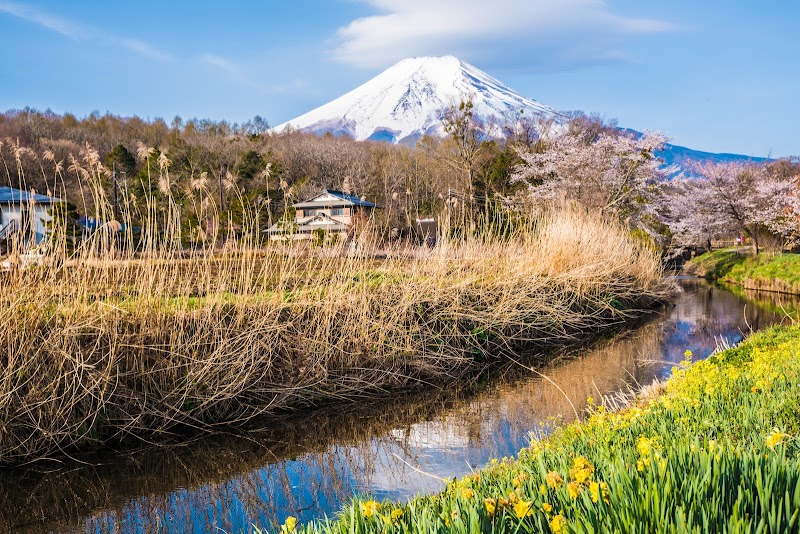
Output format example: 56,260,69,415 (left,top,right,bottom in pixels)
0,0,797,157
